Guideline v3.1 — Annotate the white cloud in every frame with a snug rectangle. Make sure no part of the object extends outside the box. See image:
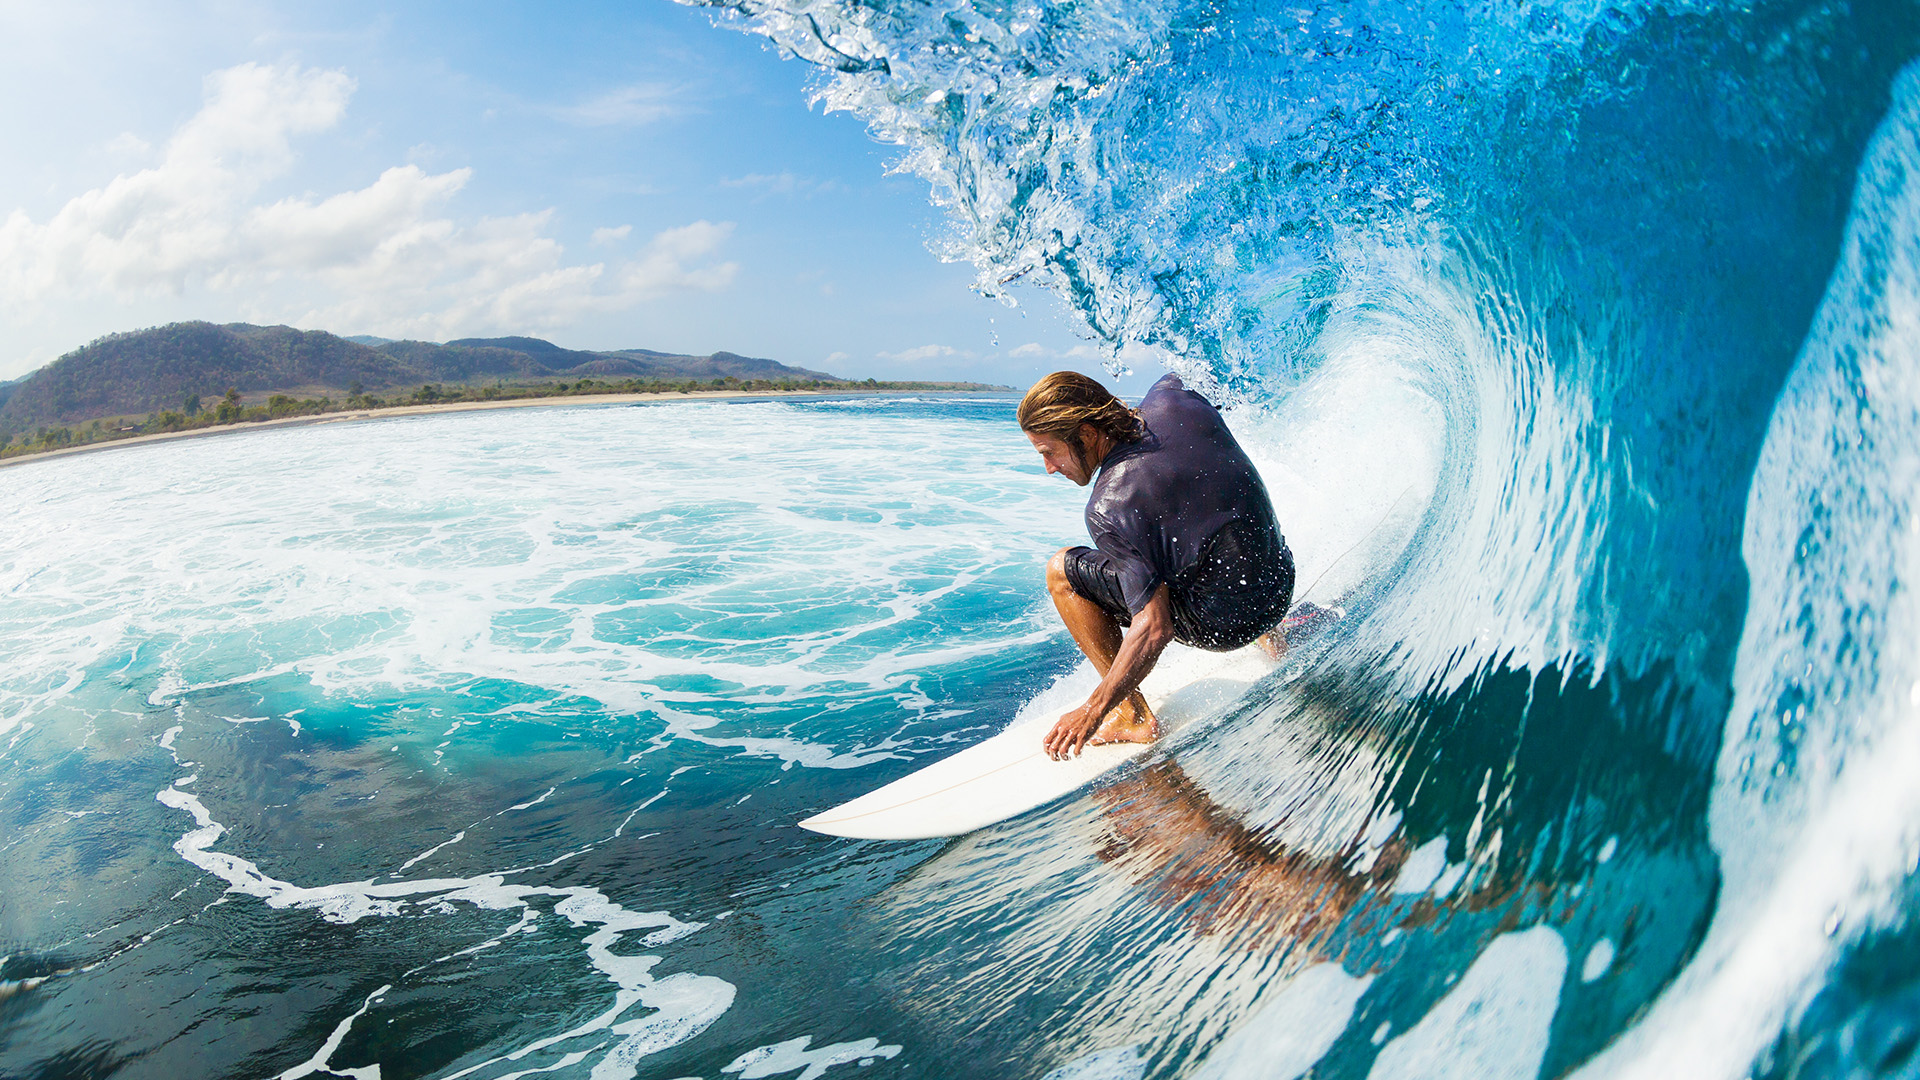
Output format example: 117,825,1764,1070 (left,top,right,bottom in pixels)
591,224,632,246
243,164,475,280
294,217,737,340
554,84,680,127
104,131,152,158
1007,342,1106,361
615,221,737,296
0,62,736,342
0,63,355,297
877,343,976,363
